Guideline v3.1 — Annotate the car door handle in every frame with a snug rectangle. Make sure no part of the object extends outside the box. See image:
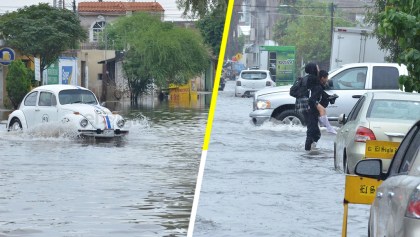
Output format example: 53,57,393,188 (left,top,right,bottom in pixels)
376,192,383,199
388,192,395,198
35,109,40,111
384,132,405,138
